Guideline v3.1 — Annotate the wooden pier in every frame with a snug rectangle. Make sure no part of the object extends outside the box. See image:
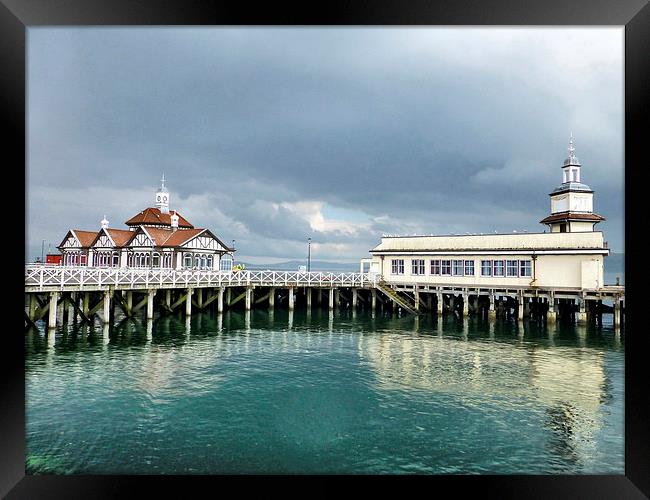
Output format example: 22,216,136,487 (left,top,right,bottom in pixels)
24,265,625,330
